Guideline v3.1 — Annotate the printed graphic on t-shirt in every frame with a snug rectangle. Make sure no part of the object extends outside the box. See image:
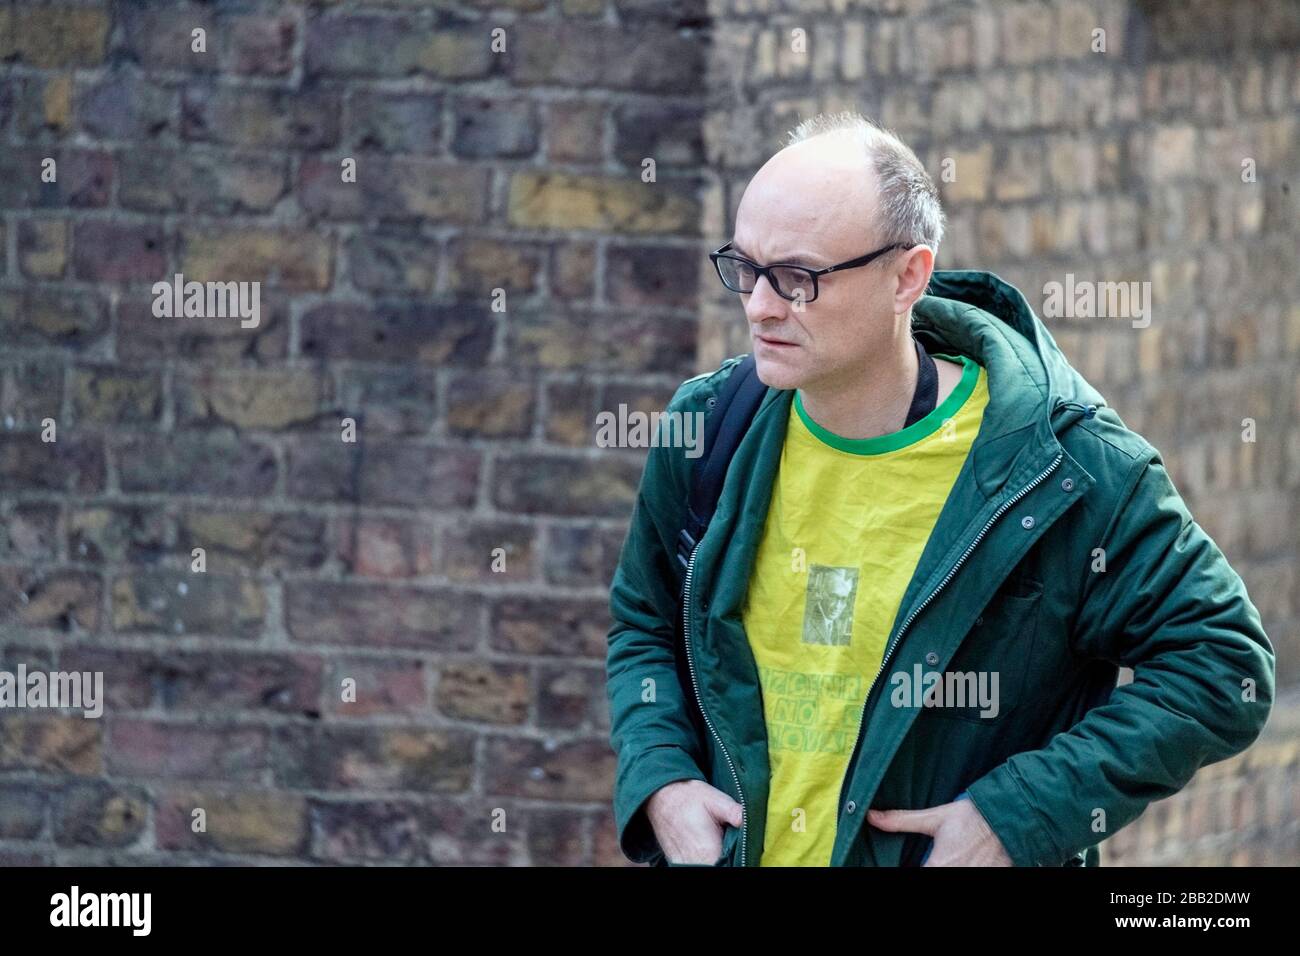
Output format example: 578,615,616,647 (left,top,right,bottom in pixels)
802,564,858,646
758,664,866,755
